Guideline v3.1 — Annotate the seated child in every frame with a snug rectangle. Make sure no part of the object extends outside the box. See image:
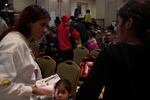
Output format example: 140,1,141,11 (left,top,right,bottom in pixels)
54,79,73,100
86,31,101,51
